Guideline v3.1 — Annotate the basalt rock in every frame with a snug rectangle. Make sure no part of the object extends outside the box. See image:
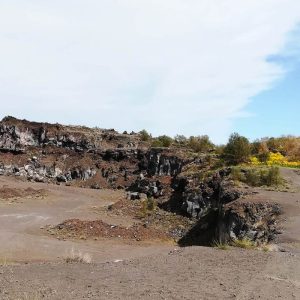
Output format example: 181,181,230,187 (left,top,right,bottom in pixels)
127,177,164,198
179,201,282,246
171,168,282,246
165,169,241,219
138,149,184,176
0,117,191,191
0,116,141,153
217,202,282,244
